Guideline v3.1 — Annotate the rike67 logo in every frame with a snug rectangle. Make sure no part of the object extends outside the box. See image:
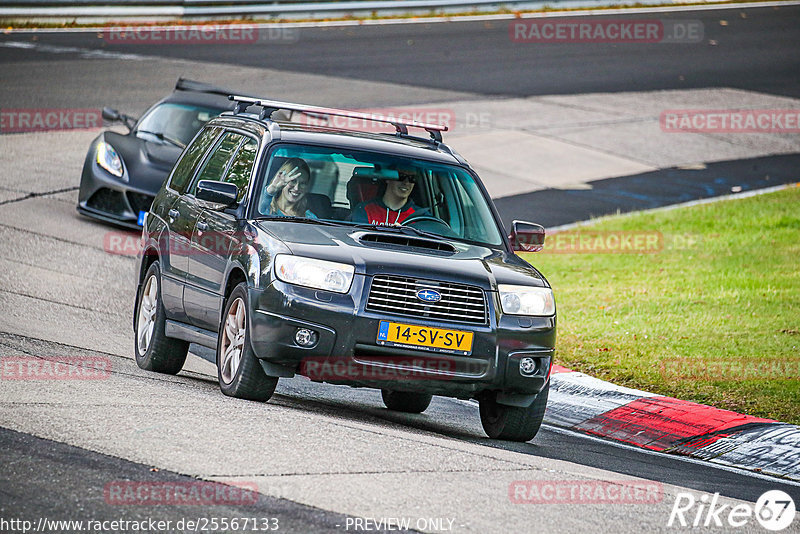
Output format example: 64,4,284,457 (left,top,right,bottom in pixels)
668,490,796,531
